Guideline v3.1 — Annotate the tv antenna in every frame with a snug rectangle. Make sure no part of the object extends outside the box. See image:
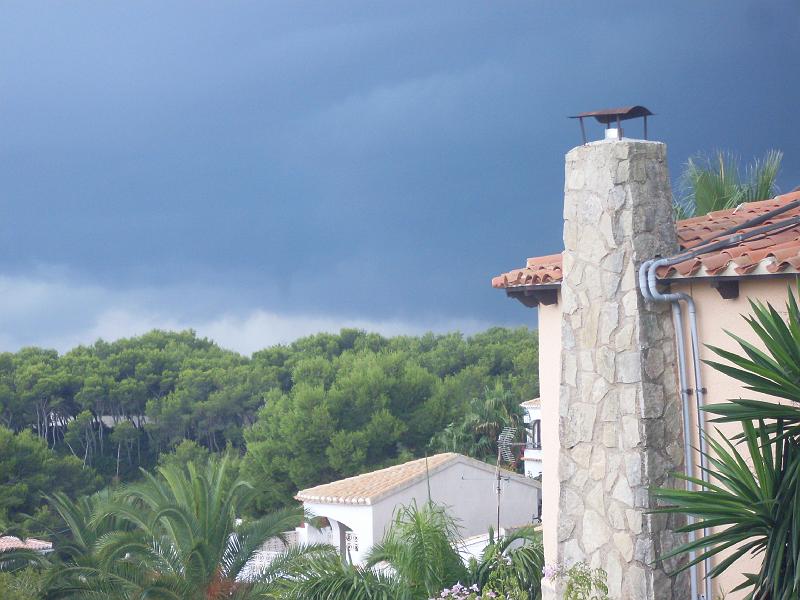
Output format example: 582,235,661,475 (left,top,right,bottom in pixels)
495,426,526,533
